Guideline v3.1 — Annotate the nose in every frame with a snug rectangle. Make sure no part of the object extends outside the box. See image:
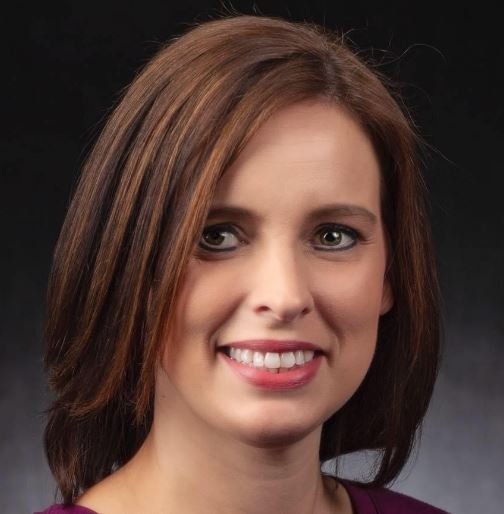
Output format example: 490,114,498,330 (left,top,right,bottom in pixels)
248,245,314,324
